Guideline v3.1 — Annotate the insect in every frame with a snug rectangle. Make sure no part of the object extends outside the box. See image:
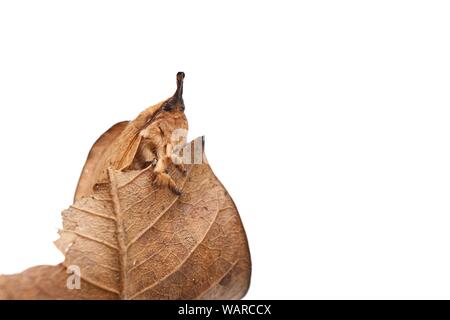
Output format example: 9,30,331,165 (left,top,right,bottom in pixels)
74,72,190,201
131,72,189,194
